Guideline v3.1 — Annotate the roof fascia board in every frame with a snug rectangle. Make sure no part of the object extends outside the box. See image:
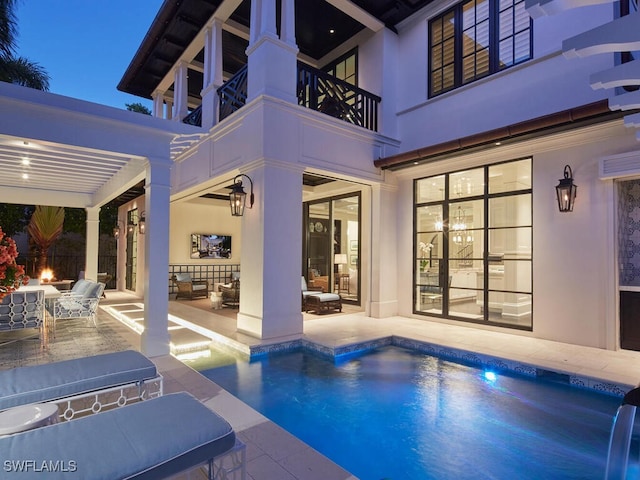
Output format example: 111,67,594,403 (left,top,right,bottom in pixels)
156,0,243,95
